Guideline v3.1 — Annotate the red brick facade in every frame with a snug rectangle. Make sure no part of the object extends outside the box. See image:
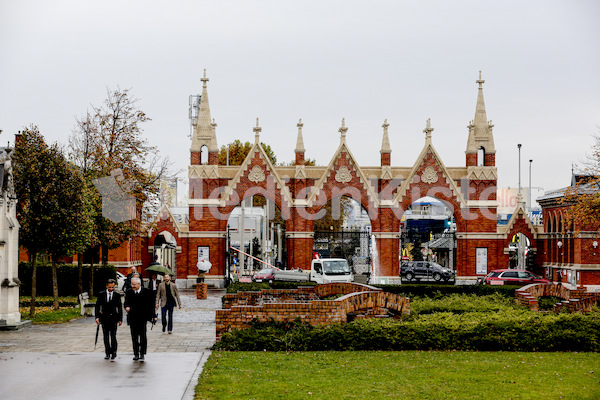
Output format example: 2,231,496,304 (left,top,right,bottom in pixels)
538,193,600,287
